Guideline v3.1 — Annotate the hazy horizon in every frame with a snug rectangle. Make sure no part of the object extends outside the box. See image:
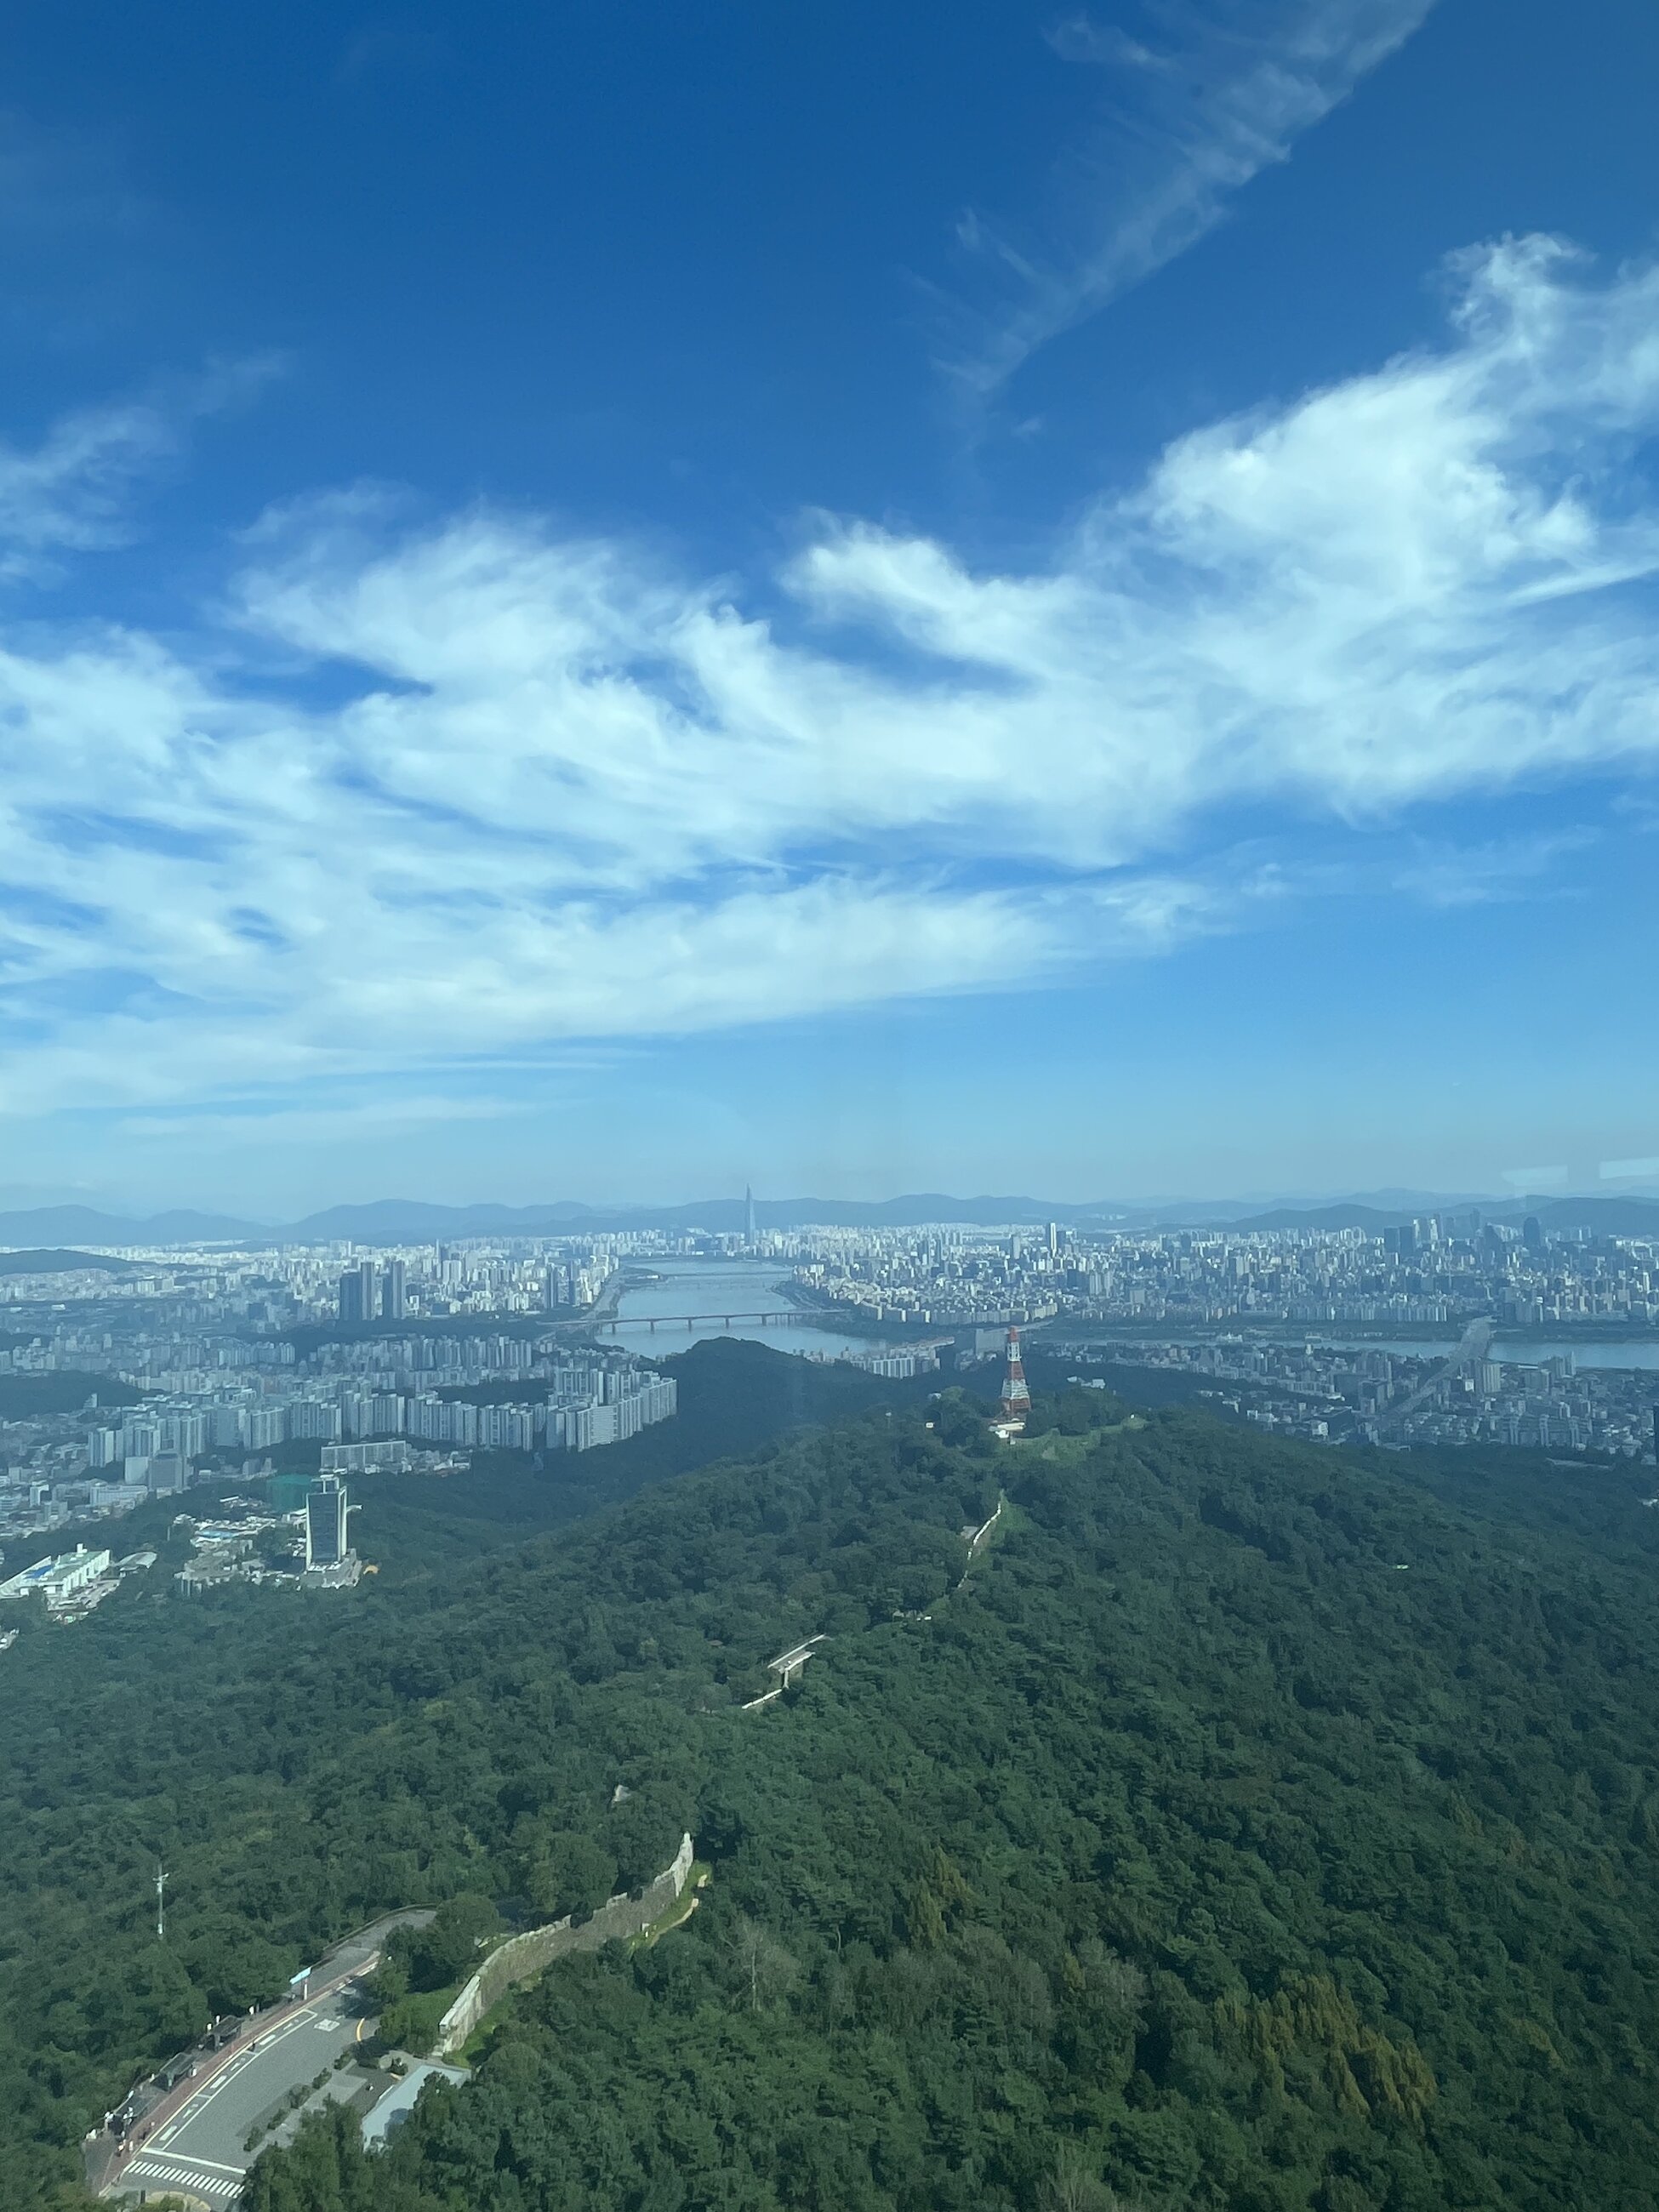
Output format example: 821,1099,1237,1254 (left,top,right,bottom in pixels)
5,1177,1659,1232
